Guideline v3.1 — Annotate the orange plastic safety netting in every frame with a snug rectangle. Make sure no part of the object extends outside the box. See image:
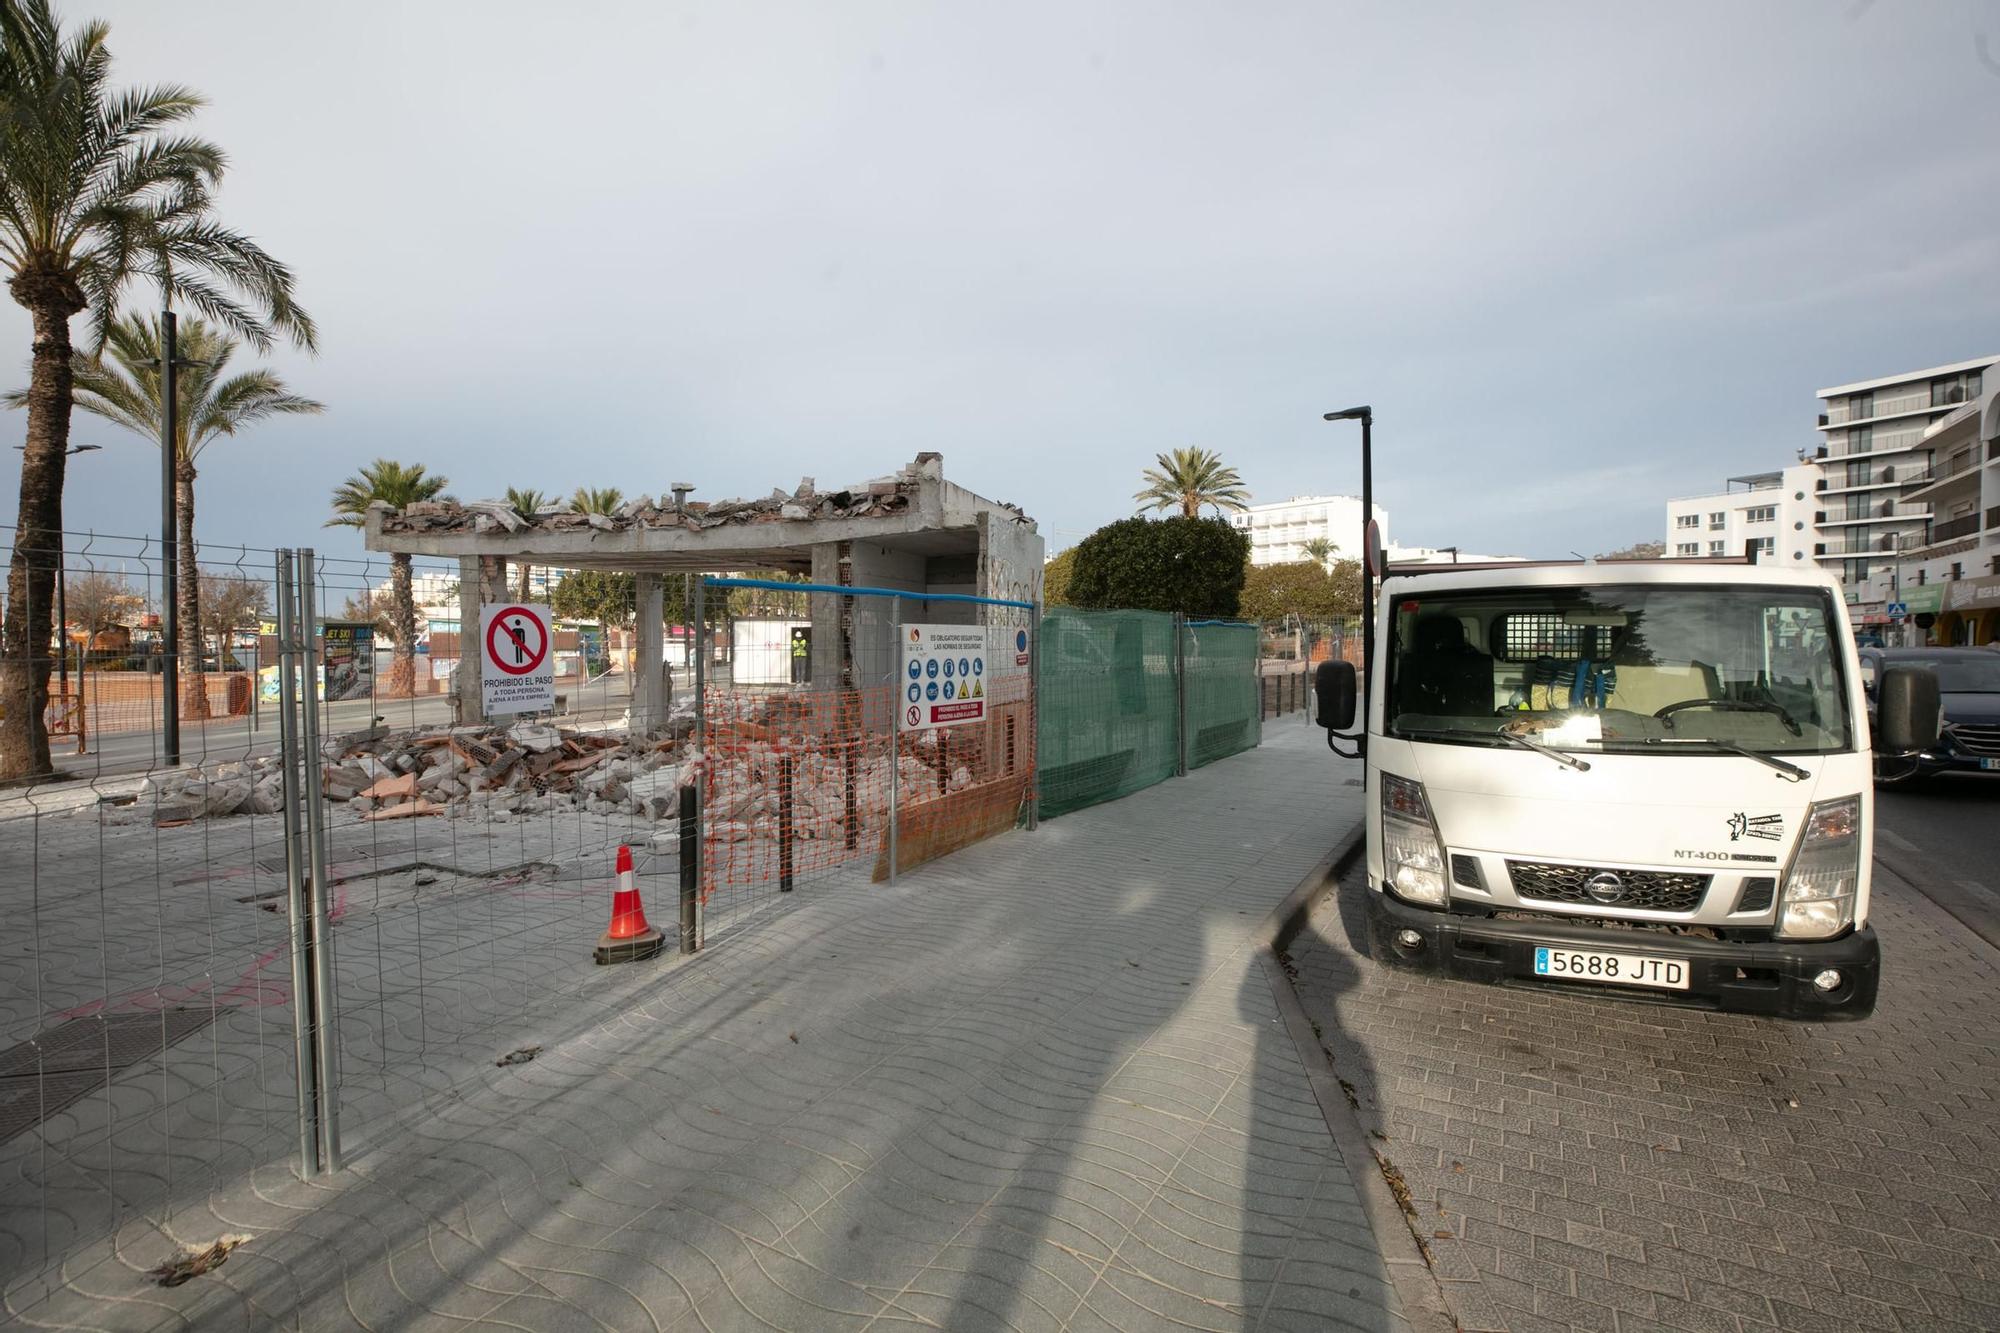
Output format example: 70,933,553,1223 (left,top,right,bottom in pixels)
698,671,1034,899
